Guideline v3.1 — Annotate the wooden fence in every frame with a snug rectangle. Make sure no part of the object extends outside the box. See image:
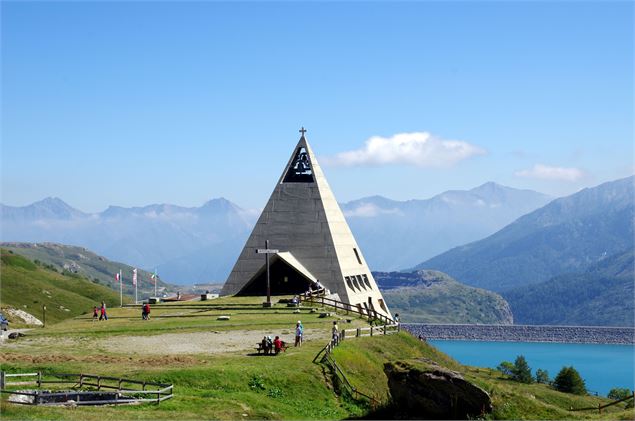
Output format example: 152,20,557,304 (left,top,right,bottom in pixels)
300,294,394,325
569,392,634,414
313,321,400,408
0,372,173,406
